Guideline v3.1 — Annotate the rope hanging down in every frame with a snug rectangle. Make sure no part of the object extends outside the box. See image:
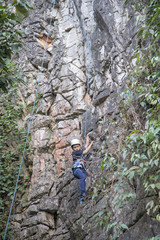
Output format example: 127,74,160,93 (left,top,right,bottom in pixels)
84,0,95,139
3,1,56,239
